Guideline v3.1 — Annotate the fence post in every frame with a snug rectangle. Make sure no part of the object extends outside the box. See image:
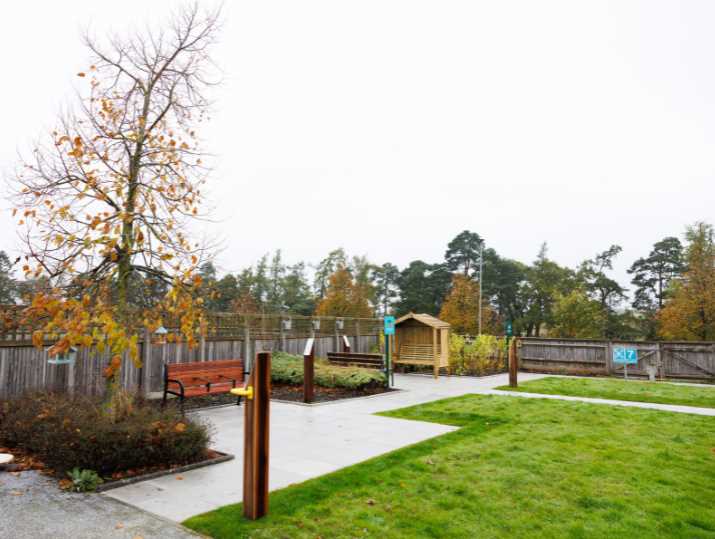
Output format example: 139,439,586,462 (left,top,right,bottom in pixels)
142,327,152,397
355,320,361,353
605,341,613,376
508,338,518,387
242,351,271,520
